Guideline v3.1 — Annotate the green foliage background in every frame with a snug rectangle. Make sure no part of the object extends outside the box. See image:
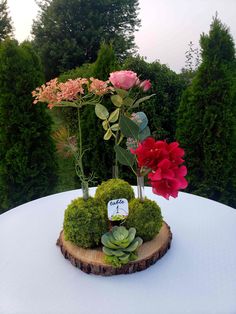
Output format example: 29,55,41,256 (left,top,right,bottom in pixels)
32,0,140,79
0,0,13,42
176,17,236,207
0,40,58,212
